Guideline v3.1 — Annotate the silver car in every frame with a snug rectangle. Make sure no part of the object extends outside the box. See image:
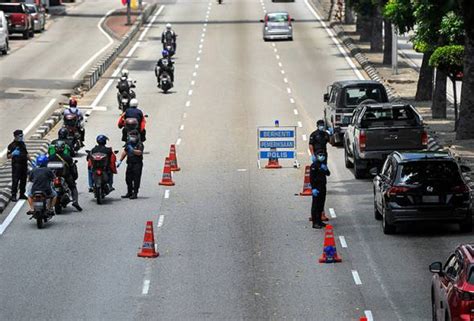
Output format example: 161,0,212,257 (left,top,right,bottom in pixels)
261,12,294,41
26,4,45,33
